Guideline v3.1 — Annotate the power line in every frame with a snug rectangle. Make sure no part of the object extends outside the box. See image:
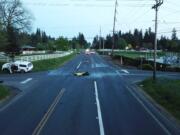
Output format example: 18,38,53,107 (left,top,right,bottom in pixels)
165,1,180,8
121,0,152,24
160,21,180,25
158,30,180,34
23,0,154,8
